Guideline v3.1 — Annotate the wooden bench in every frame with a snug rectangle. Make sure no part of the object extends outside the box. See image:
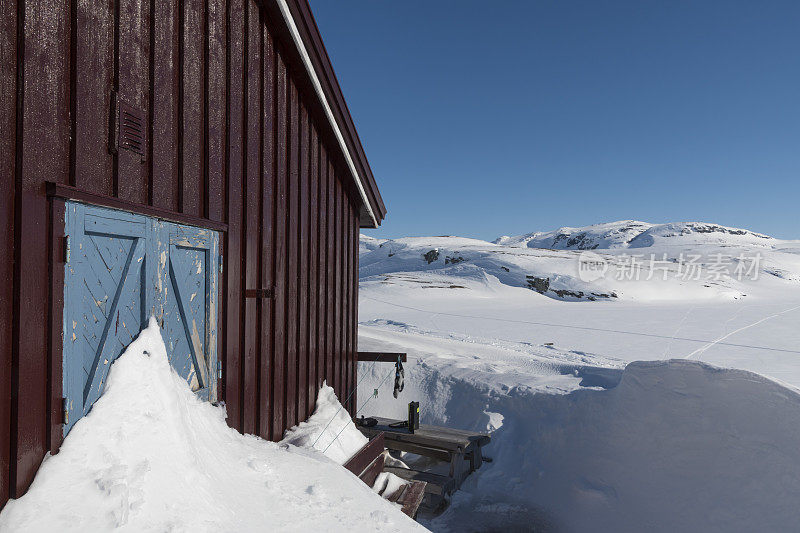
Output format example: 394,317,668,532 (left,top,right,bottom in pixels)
344,432,427,519
356,417,491,511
